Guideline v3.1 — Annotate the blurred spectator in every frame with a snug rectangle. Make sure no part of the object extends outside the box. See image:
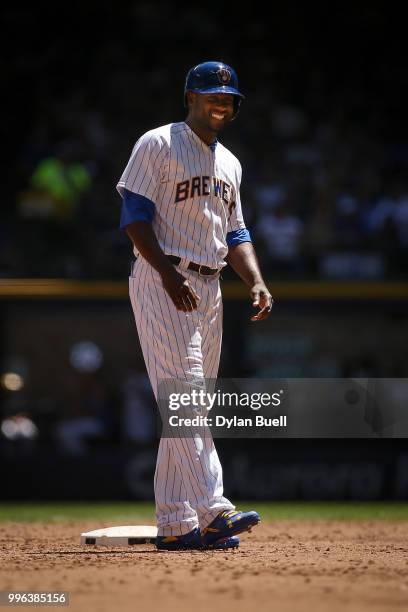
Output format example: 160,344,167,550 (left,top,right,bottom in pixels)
366,180,408,247
255,201,304,276
333,193,363,249
18,141,91,223
303,189,335,273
